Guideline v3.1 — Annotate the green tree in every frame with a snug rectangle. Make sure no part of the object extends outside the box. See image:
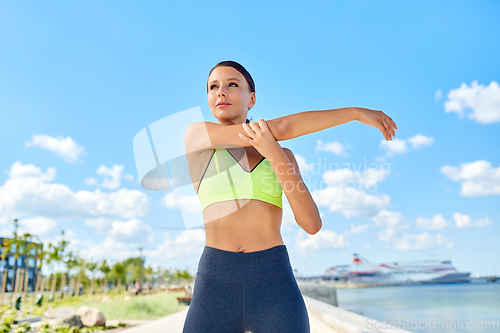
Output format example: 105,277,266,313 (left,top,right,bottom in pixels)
98,260,110,277
111,261,126,285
